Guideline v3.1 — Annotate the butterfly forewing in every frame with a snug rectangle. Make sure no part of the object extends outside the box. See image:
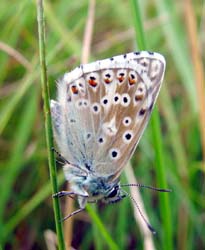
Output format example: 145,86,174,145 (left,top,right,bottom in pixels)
51,52,165,178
